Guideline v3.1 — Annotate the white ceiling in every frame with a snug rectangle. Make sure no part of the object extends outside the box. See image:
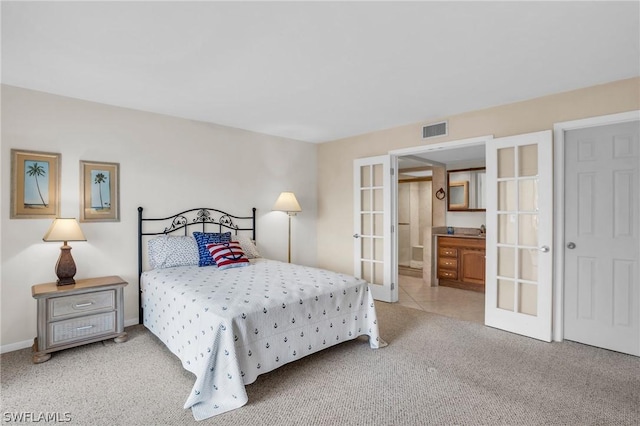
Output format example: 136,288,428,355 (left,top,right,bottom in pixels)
2,1,639,144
